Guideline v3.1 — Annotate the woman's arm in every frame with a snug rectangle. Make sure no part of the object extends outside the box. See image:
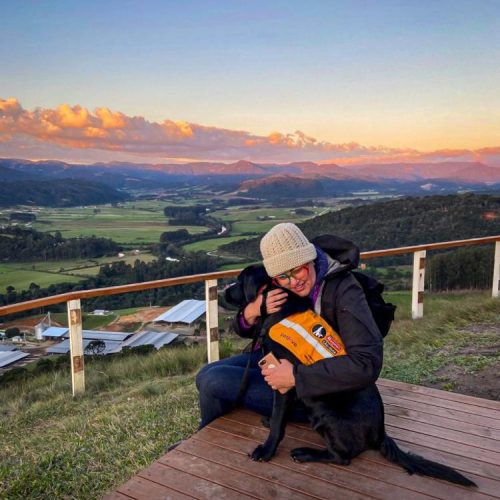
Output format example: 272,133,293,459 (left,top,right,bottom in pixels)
293,274,383,399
